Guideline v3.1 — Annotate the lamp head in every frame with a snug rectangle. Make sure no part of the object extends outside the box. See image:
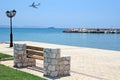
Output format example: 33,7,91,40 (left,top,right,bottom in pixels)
6,11,11,18
6,10,16,18
12,10,16,17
